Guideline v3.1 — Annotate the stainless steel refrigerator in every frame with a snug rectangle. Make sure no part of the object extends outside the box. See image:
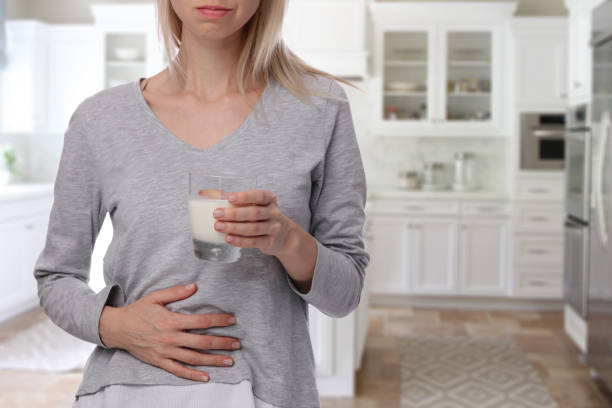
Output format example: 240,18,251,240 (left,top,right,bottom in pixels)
587,0,612,389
